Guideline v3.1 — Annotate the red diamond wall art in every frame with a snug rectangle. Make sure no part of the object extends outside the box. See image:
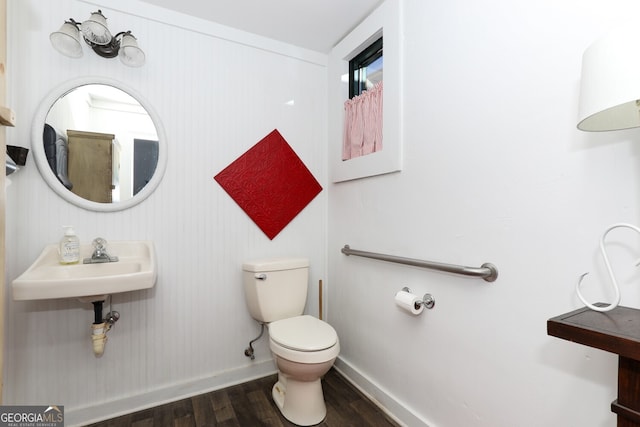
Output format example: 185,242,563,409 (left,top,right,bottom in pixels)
214,129,322,240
